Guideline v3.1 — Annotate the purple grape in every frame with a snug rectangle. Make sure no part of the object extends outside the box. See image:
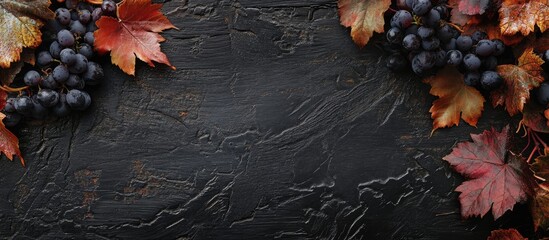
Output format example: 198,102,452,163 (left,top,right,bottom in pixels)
57,29,75,47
